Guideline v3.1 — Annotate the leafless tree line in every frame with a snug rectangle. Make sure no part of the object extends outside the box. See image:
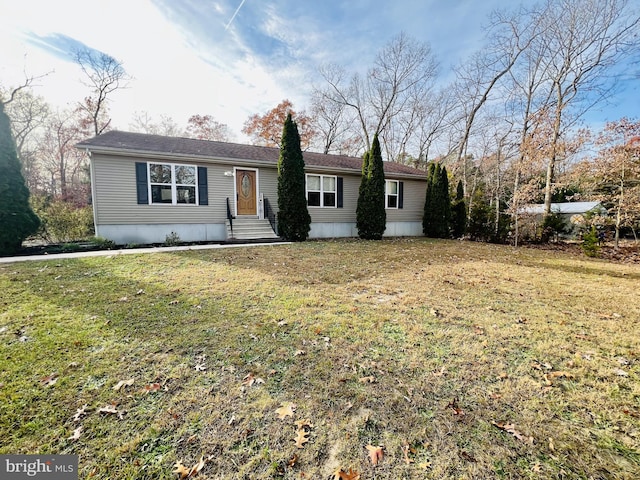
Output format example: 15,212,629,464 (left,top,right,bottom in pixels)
310,0,640,225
